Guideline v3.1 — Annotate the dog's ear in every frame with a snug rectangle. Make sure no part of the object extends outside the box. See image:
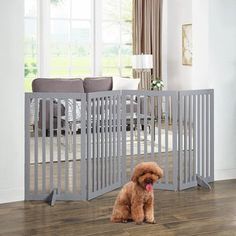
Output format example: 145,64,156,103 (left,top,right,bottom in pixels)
131,165,141,182
131,168,138,182
155,164,163,179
